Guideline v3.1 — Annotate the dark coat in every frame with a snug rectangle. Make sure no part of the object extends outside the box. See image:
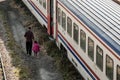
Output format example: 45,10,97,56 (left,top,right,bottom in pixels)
24,30,34,42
